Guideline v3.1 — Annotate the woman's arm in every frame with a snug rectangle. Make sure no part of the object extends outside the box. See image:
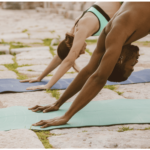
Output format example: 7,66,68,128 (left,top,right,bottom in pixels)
20,54,62,83
46,36,87,89
72,62,80,72
38,55,62,81
27,25,88,90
